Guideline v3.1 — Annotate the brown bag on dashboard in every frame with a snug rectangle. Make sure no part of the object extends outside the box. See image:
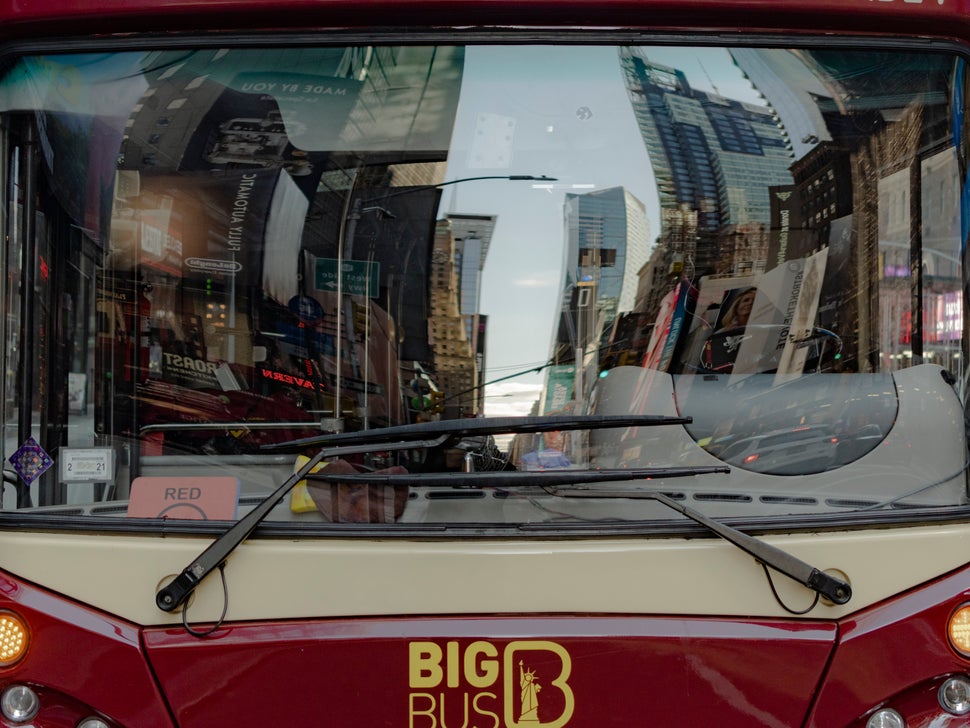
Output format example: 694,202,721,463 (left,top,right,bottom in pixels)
306,458,408,523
